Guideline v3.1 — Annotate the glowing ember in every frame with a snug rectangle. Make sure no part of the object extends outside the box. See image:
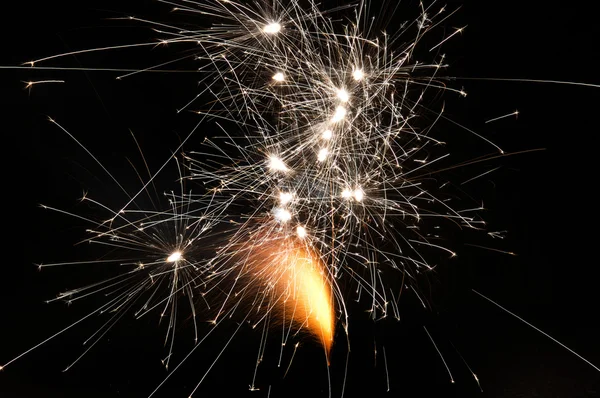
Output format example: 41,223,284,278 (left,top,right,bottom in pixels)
268,155,289,172
336,88,350,102
352,69,365,81
263,22,281,34
166,251,182,263
296,226,307,238
331,105,347,123
280,247,334,355
274,207,292,222
321,129,333,140
353,188,364,202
